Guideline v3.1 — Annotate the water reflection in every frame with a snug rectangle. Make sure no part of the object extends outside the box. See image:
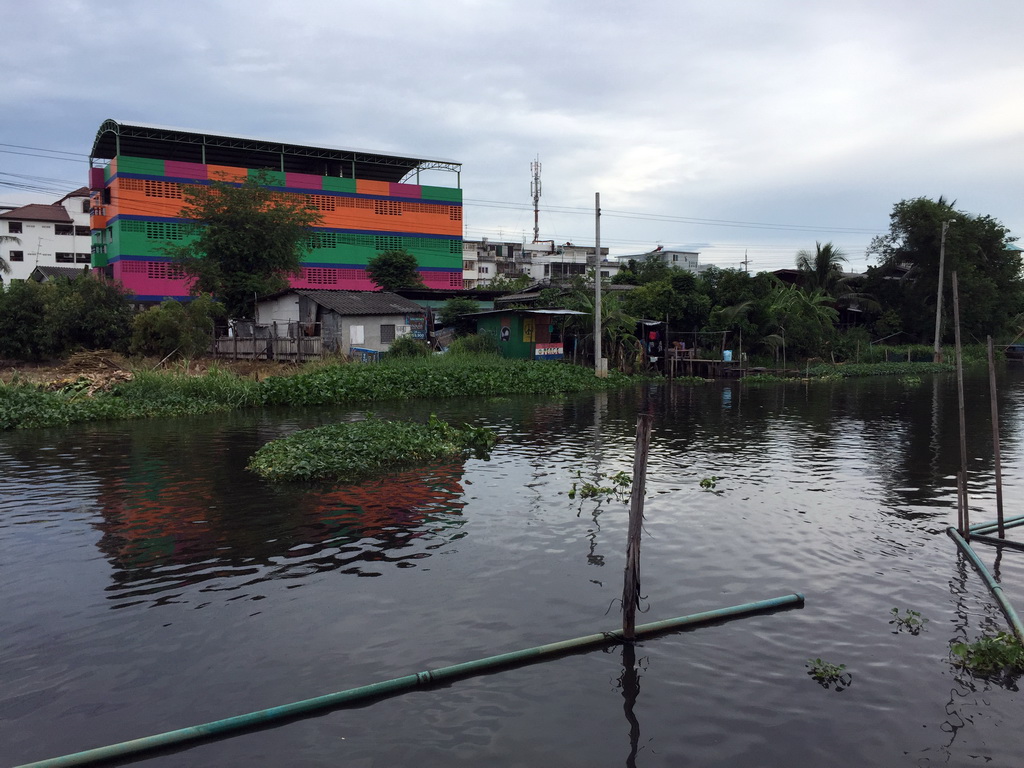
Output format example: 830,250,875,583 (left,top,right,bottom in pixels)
617,643,644,768
94,462,468,605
